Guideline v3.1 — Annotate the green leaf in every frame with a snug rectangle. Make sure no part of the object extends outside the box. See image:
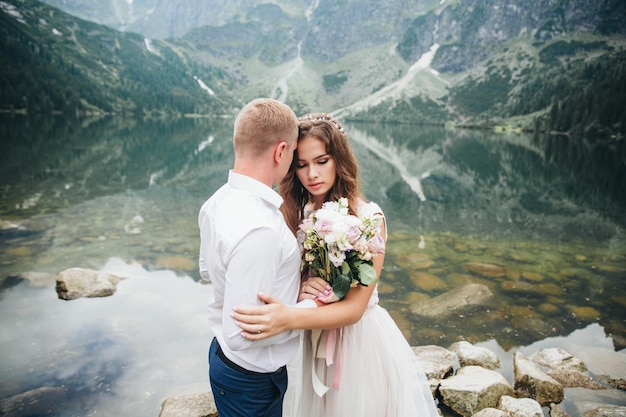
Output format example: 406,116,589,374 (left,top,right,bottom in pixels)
332,274,351,300
341,261,351,276
356,262,378,286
